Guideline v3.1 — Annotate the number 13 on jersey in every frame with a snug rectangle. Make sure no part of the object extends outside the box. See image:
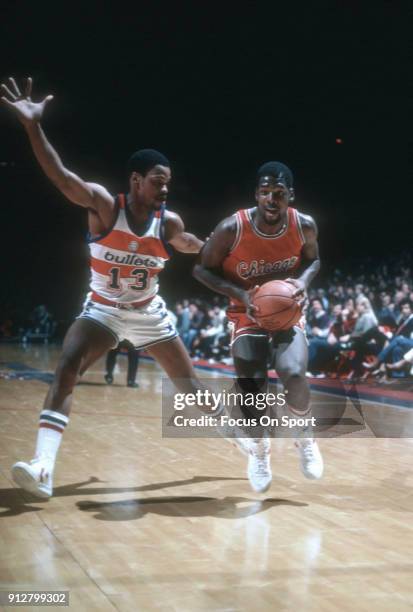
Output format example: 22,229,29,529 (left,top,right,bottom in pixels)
108,267,149,291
